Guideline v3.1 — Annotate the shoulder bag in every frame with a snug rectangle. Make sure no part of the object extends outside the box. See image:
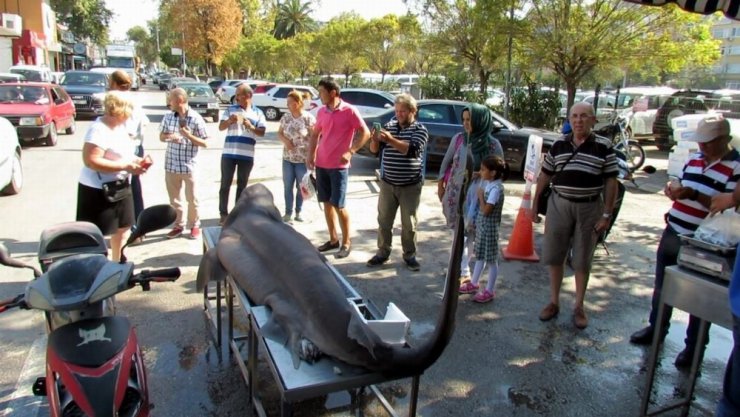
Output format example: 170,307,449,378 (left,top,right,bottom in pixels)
98,173,131,203
536,148,579,216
